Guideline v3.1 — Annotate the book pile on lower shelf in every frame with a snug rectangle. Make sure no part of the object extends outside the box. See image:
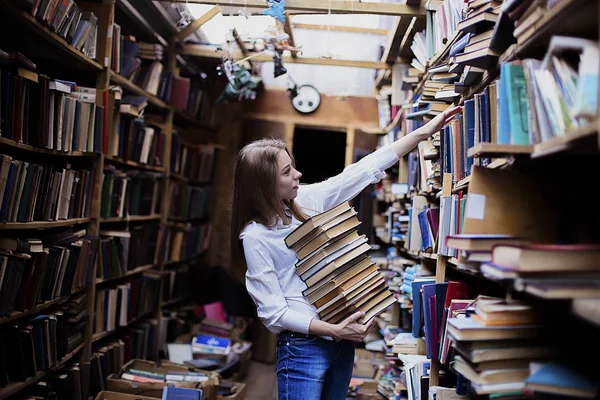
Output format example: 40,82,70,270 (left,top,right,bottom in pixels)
285,202,396,325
